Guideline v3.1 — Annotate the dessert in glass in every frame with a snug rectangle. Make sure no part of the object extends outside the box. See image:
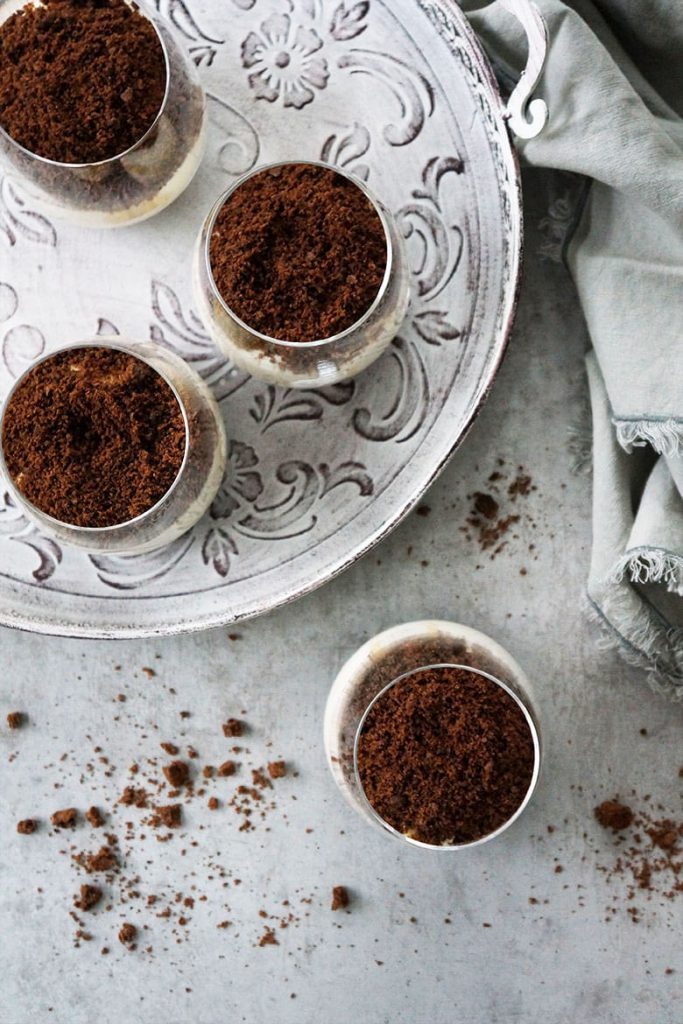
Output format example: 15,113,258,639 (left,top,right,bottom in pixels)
324,620,542,849
194,160,410,388
0,339,227,554
0,0,207,227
